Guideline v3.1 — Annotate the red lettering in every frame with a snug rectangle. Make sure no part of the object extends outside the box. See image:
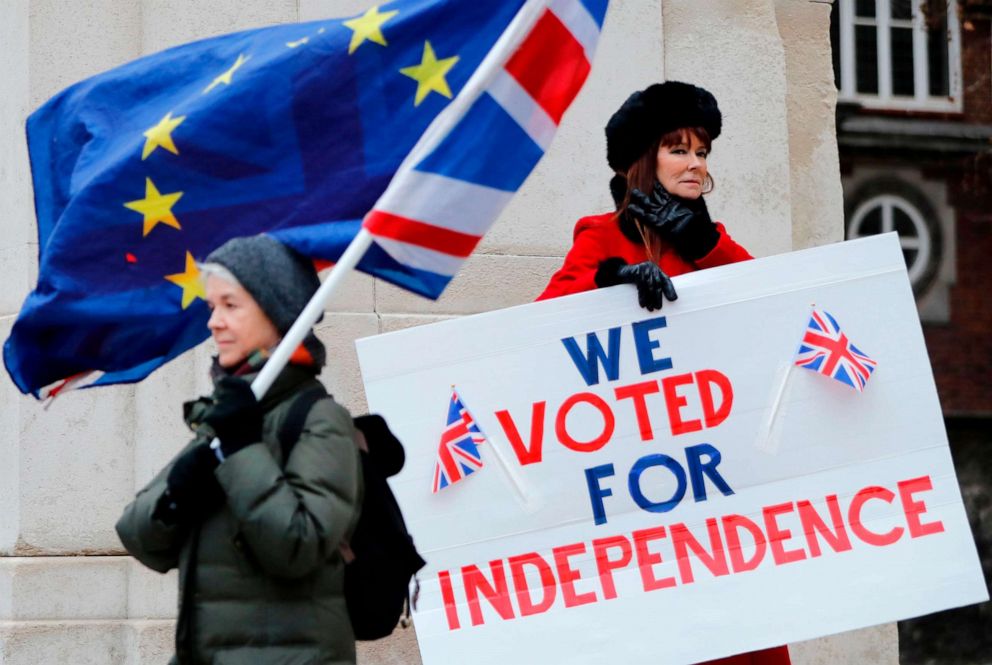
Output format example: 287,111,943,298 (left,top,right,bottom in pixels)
552,543,597,607
614,380,660,442
849,486,904,546
661,373,702,436
763,502,806,565
722,514,766,572
555,393,615,453
632,526,676,591
797,495,852,557
898,476,945,538
495,402,546,466
438,569,461,630
508,552,557,616
695,369,733,428
671,518,730,584
592,535,633,600
462,560,515,626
